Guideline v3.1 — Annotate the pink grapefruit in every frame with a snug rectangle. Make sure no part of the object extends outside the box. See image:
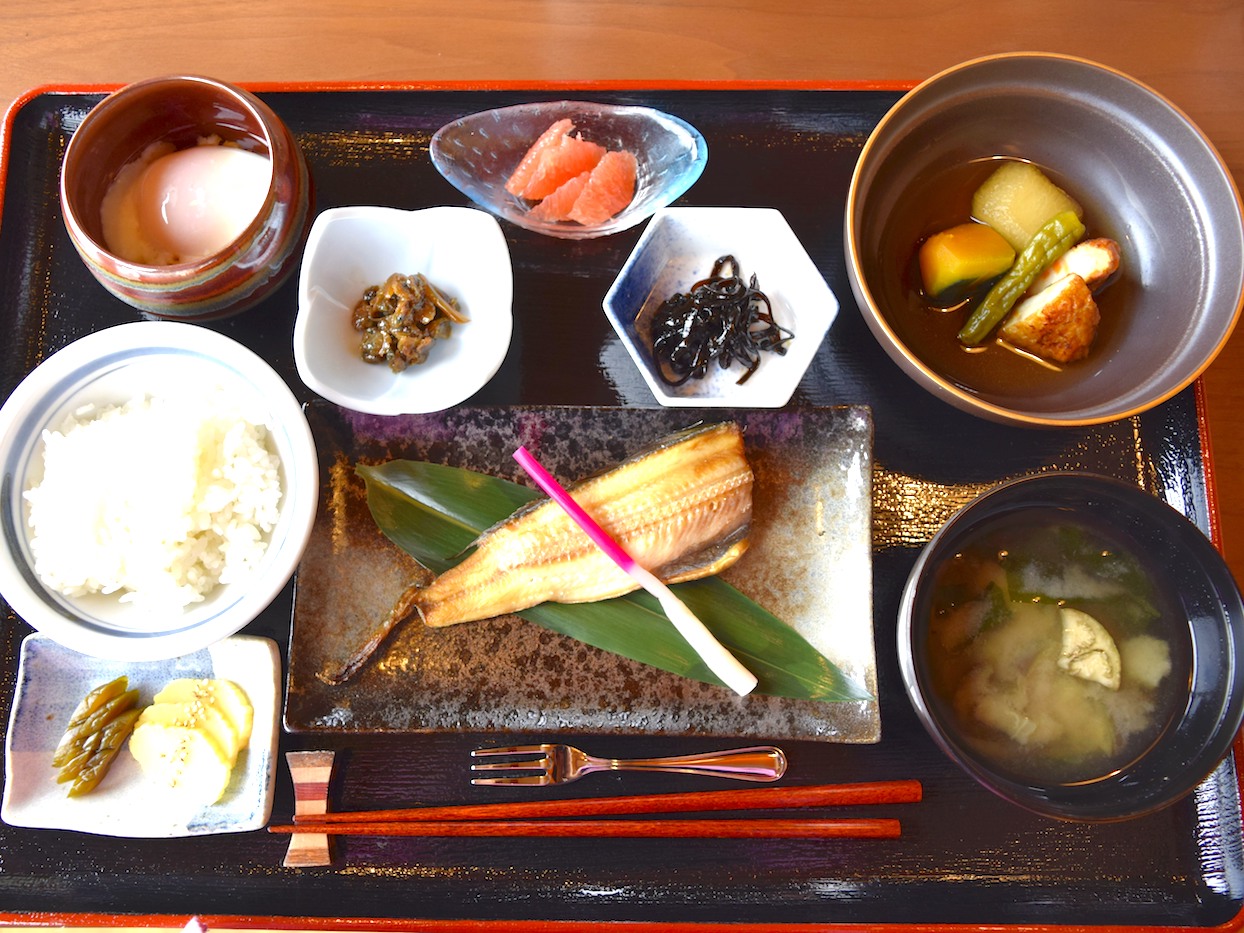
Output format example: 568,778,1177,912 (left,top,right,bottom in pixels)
528,169,591,223
567,150,638,226
518,133,607,201
504,118,575,196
